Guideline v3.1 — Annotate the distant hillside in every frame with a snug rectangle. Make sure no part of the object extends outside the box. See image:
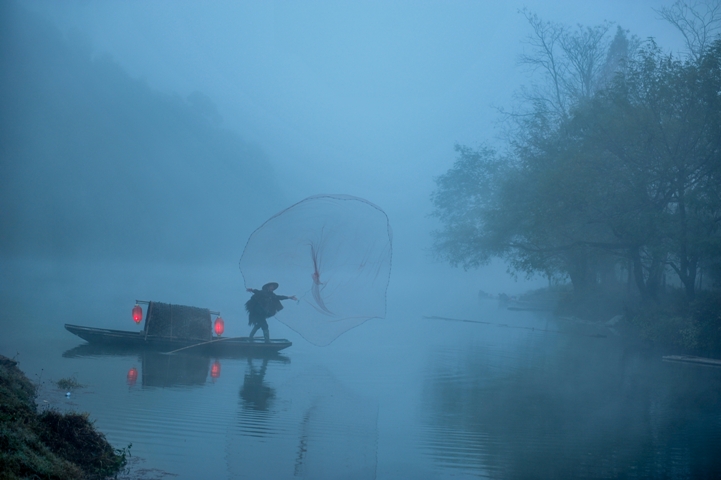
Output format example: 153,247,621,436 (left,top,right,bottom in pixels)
0,3,284,263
